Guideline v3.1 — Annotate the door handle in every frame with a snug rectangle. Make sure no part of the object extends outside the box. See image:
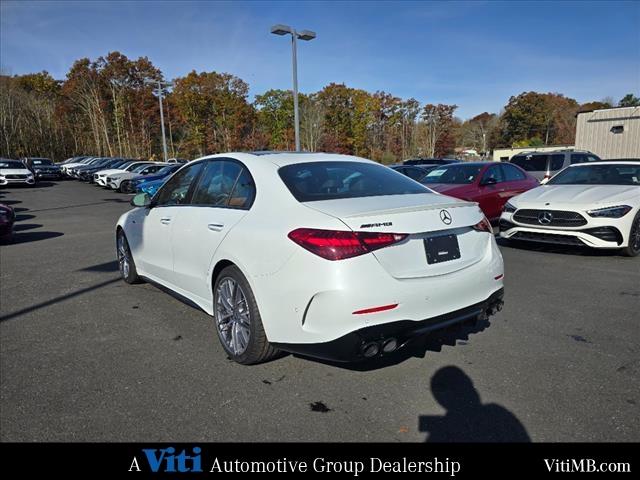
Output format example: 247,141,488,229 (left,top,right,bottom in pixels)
208,223,224,232
160,217,171,225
